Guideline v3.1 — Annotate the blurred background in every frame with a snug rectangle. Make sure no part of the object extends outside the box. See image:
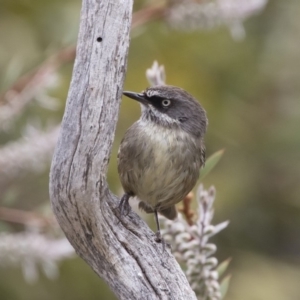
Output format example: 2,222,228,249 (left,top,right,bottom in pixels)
1,0,300,299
